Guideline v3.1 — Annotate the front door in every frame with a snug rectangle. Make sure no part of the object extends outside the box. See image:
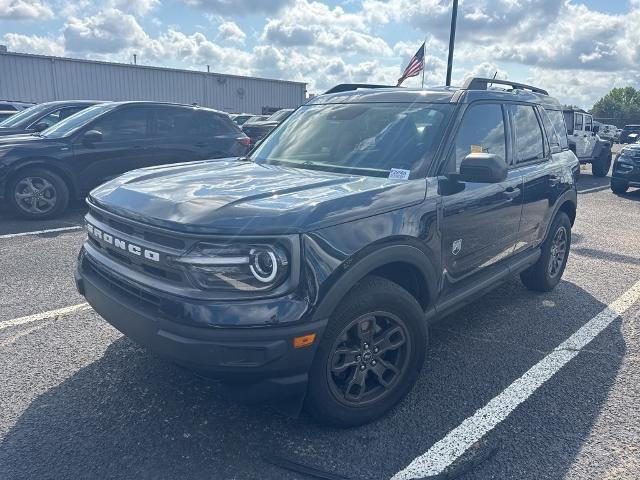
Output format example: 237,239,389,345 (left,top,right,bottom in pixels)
439,102,523,296
72,107,155,193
